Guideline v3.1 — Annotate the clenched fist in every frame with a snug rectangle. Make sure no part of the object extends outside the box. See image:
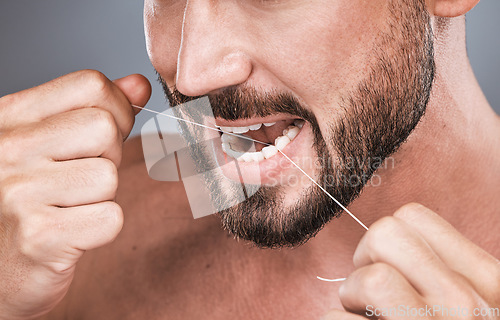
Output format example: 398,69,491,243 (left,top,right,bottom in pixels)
0,70,151,319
